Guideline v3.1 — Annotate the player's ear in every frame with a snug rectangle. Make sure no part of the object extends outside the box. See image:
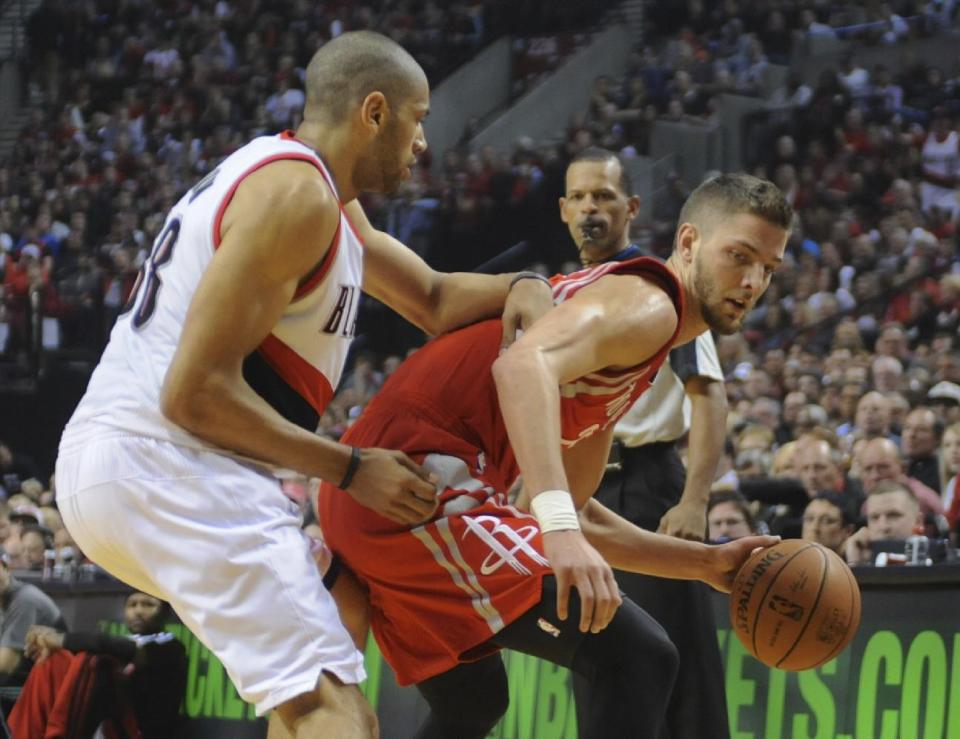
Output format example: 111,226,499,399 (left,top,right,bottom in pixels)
558,196,568,221
675,222,698,263
626,194,641,221
360,92,388,131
